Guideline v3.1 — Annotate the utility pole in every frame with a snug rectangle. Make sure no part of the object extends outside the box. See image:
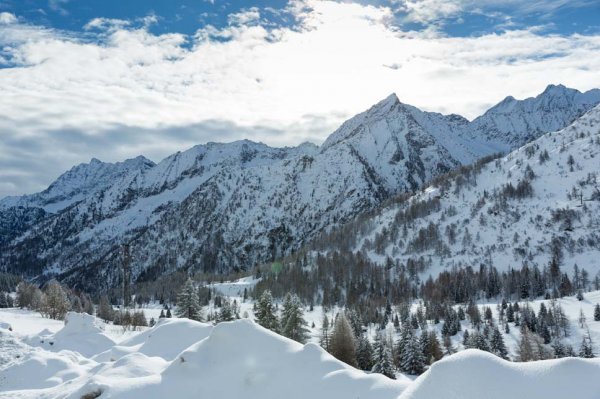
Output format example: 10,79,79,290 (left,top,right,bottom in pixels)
122,244,131,308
